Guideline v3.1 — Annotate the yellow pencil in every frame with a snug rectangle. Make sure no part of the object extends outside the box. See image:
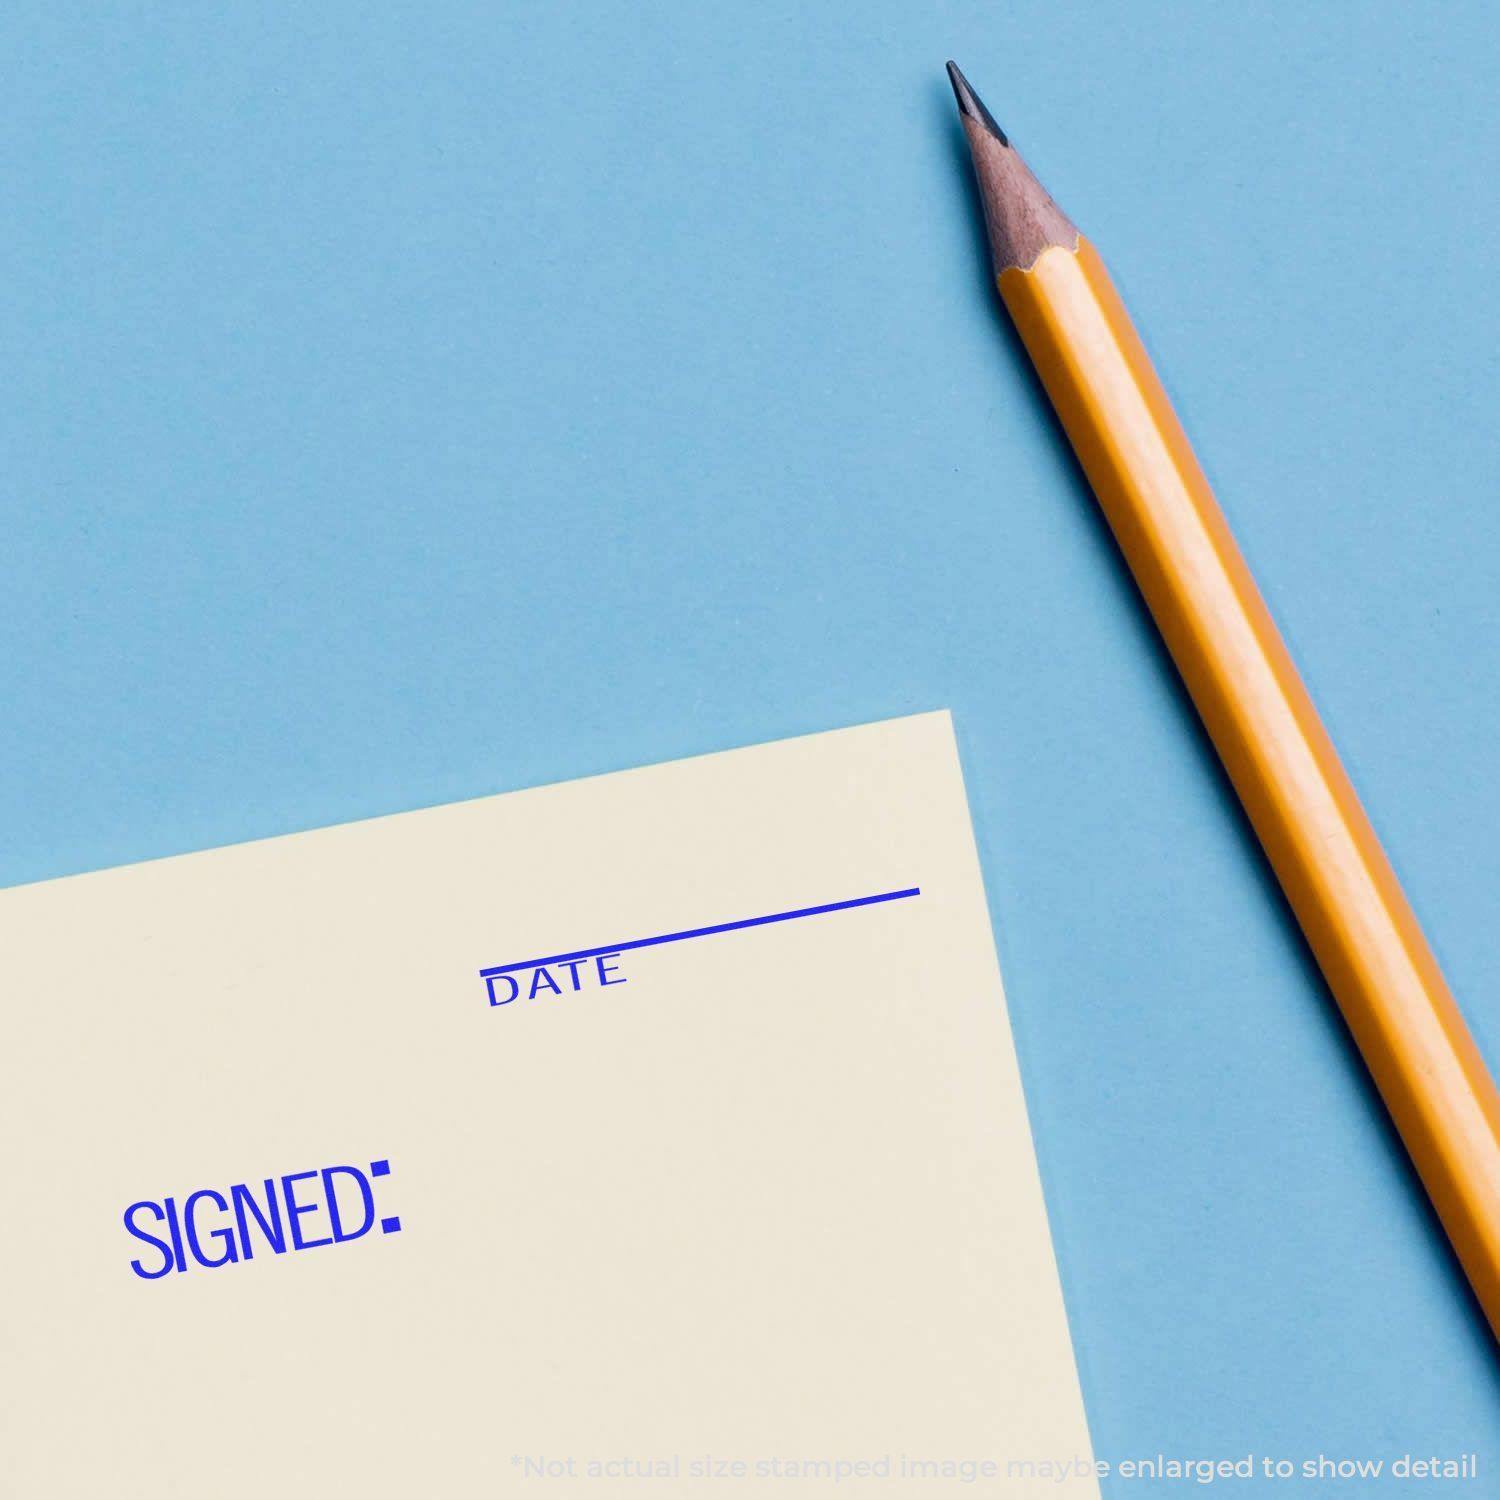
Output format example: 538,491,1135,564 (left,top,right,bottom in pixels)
946,59,1500,1336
